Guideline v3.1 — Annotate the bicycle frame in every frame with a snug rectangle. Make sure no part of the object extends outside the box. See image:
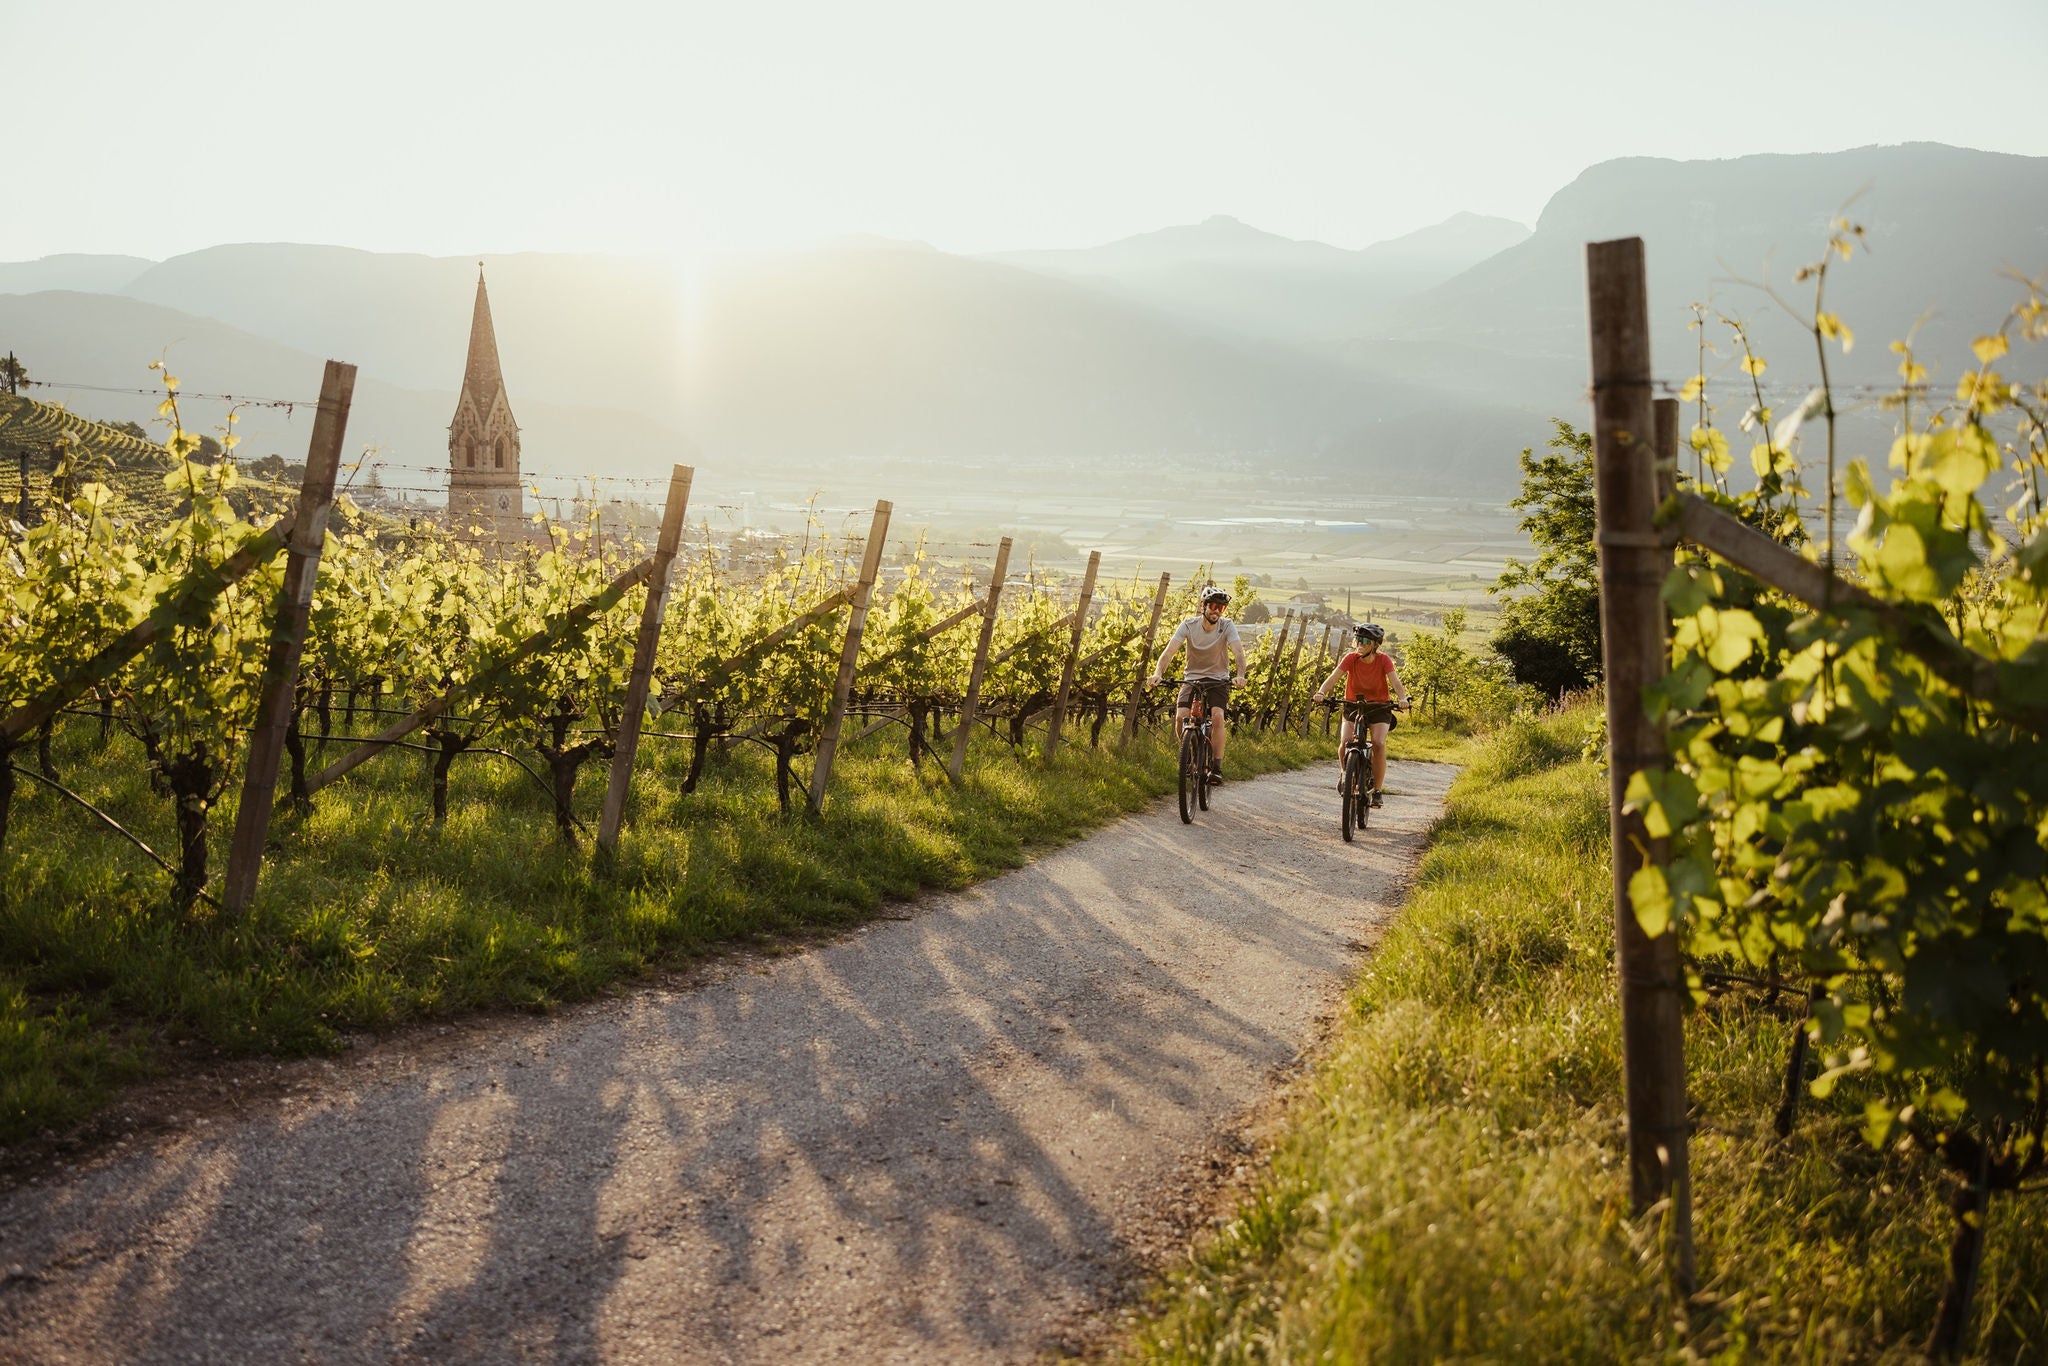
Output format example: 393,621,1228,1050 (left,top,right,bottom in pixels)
1162,680,1232,824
